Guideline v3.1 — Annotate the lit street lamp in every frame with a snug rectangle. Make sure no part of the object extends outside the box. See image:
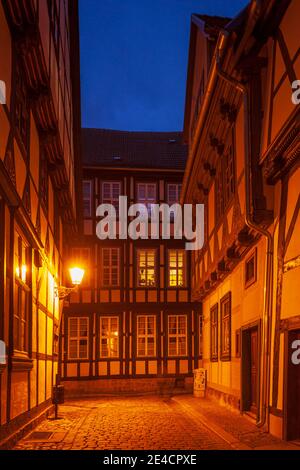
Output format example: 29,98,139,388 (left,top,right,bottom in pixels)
54,267,85,299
